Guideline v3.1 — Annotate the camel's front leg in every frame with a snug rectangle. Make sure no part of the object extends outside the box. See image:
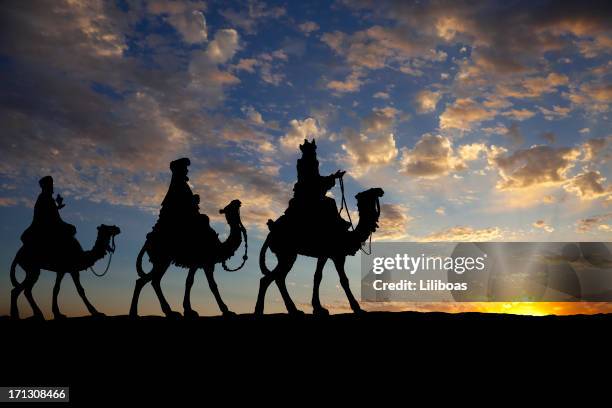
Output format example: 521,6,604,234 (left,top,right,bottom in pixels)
312,257,329,316
204,265,234,316
151,261,181,318
71,272,105,317
332,256,364,314
183,267,199,318
52,272,67,319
